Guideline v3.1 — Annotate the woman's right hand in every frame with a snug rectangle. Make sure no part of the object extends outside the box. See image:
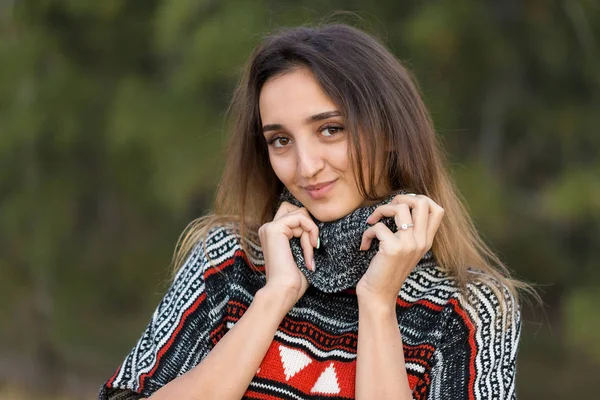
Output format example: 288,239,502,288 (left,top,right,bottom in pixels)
258,201,319,308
